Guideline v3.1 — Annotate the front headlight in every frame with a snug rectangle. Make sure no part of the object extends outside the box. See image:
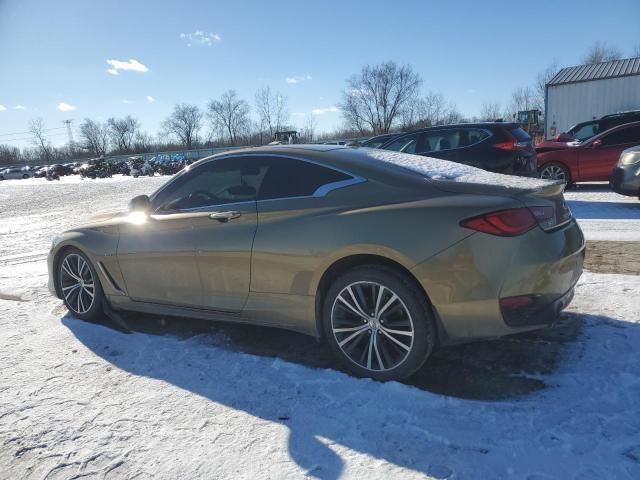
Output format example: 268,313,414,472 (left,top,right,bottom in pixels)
619,152,640,166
